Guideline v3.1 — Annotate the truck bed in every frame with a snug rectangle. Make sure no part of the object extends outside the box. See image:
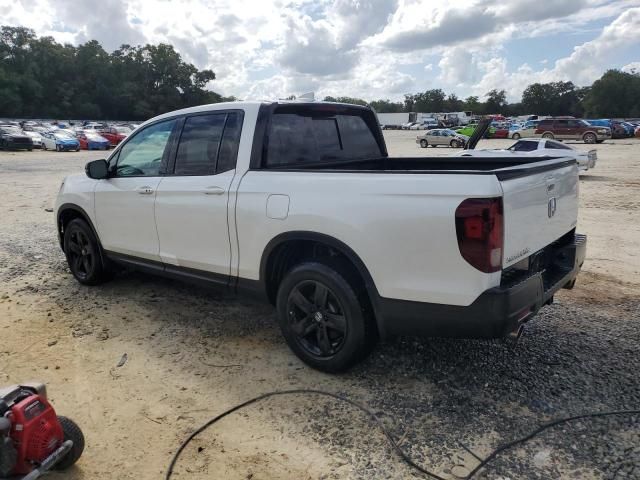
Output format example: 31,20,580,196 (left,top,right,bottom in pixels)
265,155,576,180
